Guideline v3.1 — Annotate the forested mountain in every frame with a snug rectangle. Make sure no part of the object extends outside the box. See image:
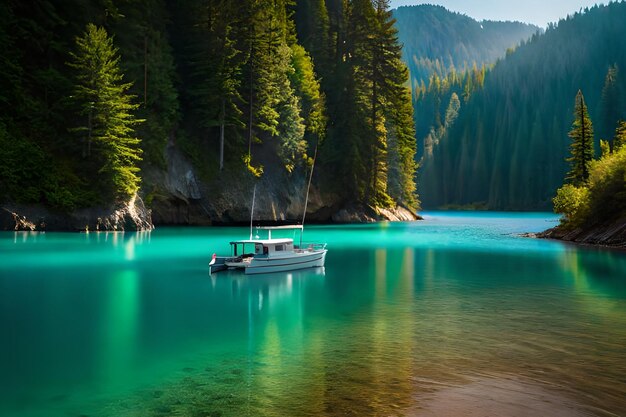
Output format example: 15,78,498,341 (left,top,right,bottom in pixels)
420,2,626,210
0,0,417,228
393,5,538,97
